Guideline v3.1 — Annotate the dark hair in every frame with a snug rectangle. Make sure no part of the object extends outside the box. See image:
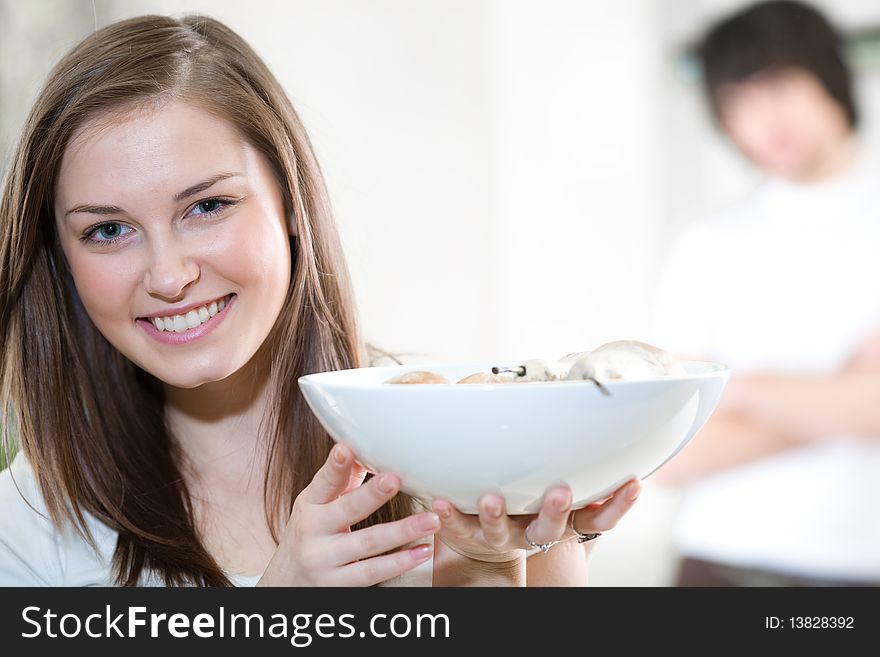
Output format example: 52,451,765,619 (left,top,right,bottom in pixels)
698,0,857,128
0,15,415,586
